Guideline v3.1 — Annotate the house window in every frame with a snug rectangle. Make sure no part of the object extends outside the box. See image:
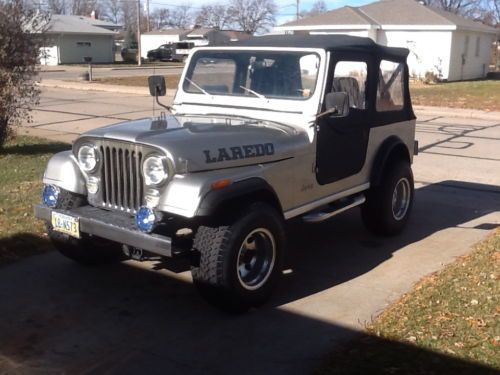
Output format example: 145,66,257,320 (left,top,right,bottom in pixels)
76,42,91,47
332,61,367,109
377,60,405,112
464,35,470,56
475,36,480,57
